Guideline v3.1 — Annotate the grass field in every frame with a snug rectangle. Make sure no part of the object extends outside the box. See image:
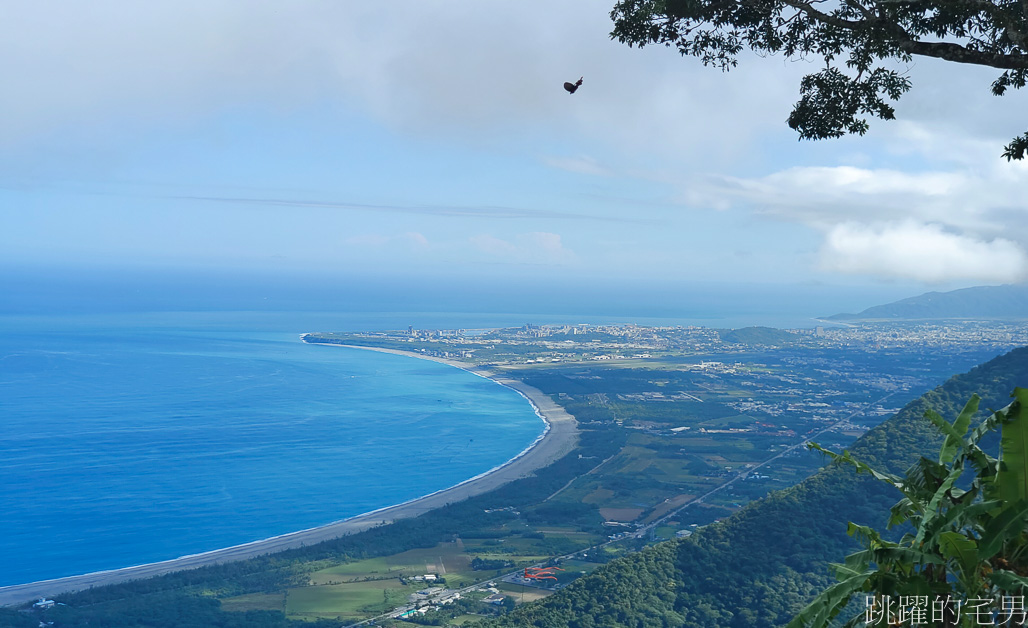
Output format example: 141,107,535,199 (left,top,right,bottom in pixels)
275,536,568,622
495,582,554,603
311,541,474,583
285,580,413,620
219,592,285,613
